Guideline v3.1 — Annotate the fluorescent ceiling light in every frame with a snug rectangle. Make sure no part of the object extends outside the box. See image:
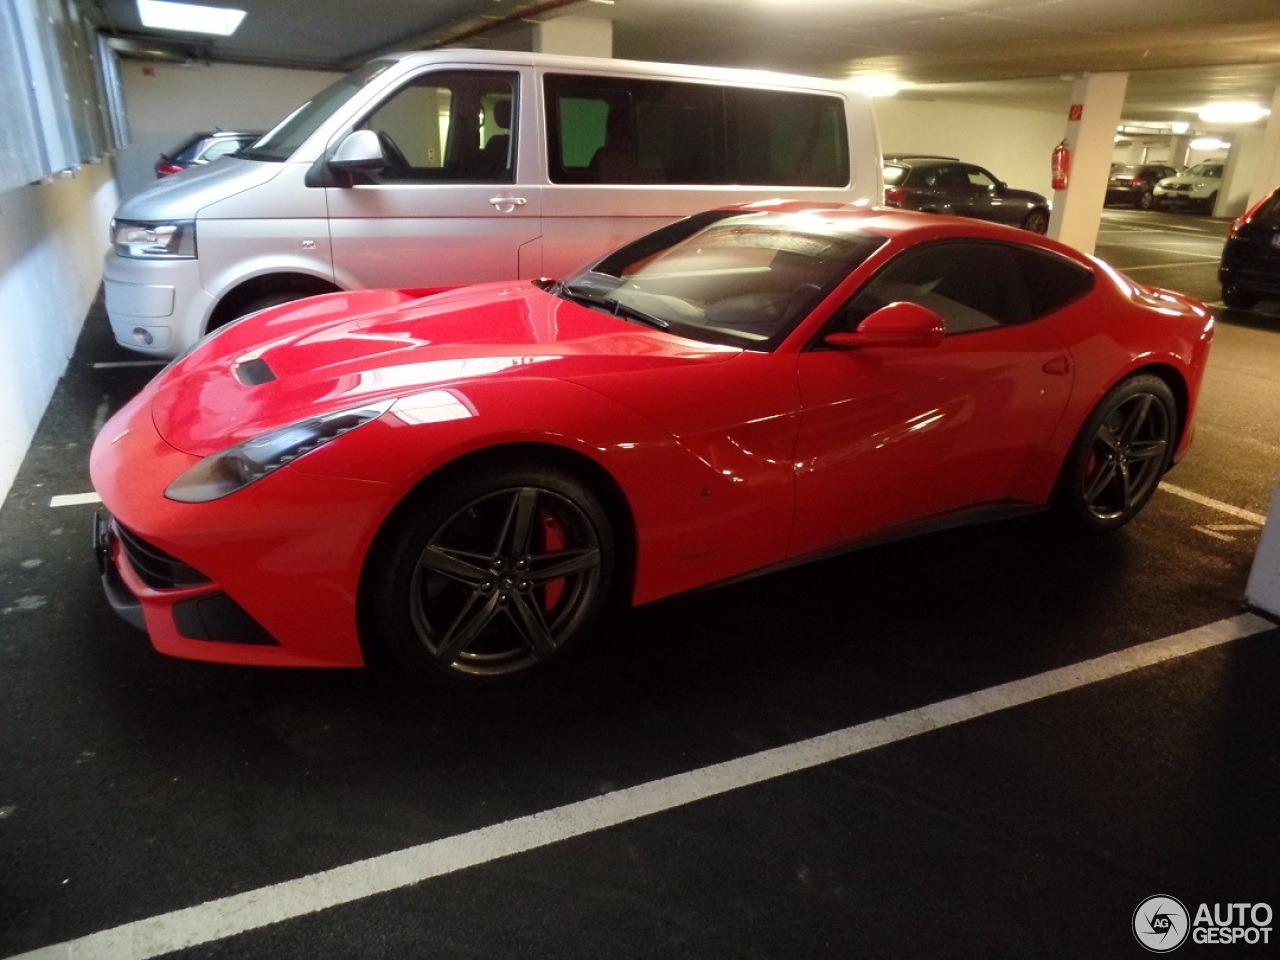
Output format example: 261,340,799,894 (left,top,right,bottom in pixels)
848,74,905,98
1197,102,1270,124
1189,137,1229,151
137,0,246,36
